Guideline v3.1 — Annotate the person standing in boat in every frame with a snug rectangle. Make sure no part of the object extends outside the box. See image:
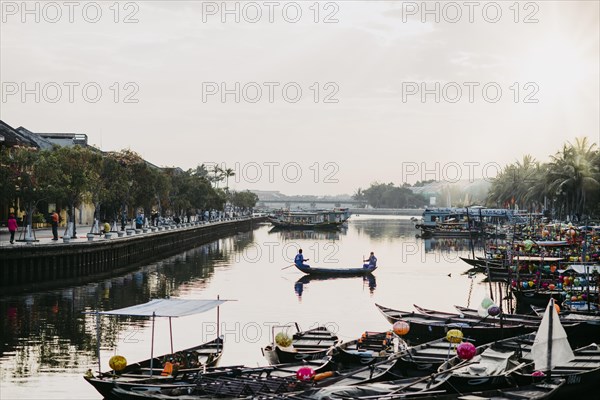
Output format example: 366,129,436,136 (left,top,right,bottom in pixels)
295,249,310,268
363,252,377,269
